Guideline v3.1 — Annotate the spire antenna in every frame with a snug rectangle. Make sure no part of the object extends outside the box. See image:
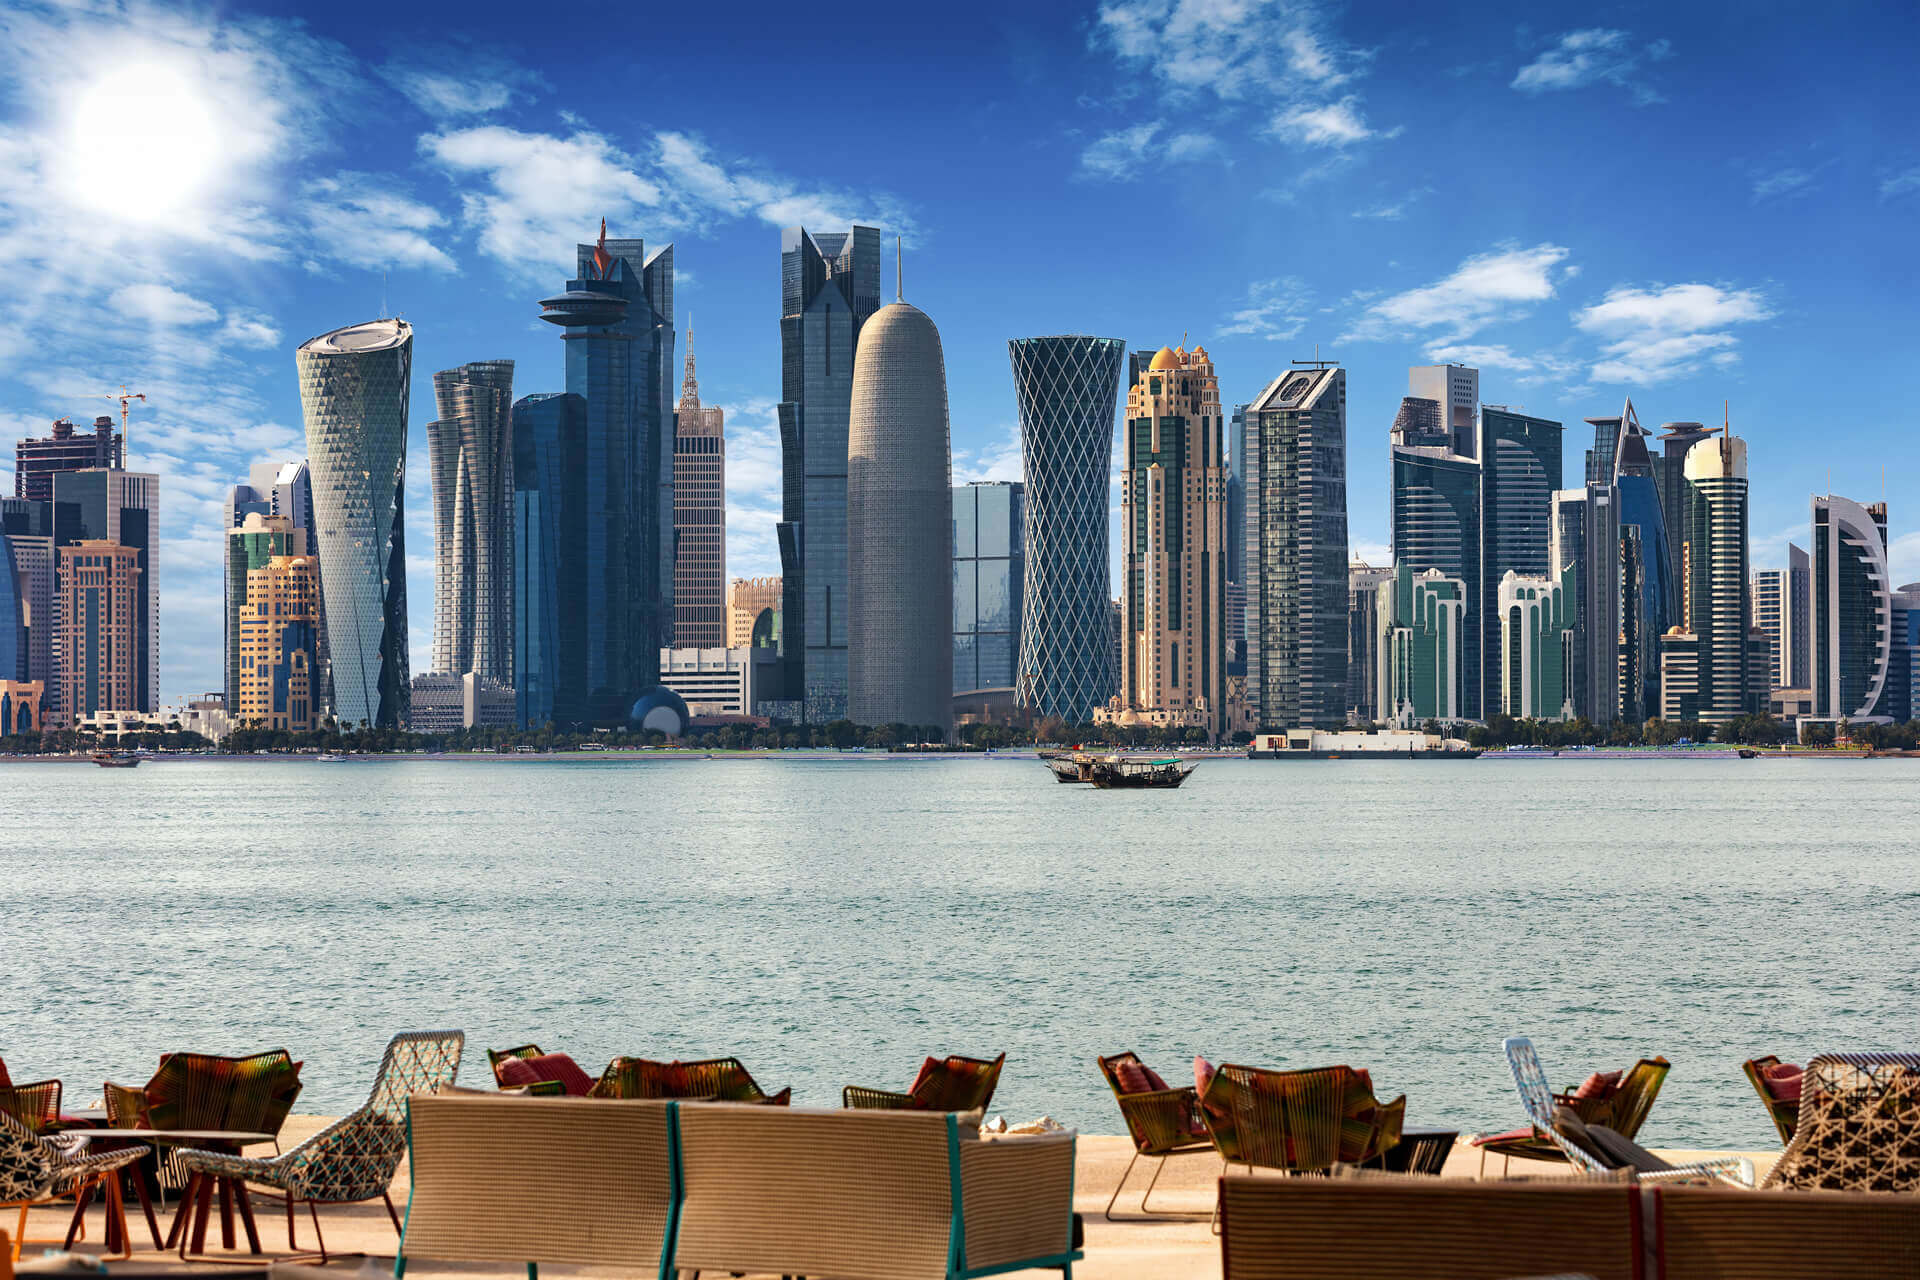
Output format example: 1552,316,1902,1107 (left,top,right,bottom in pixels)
896,234,903,302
